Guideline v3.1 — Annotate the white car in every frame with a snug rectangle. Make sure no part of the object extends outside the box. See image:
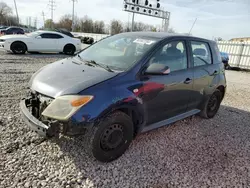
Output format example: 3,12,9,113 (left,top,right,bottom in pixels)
0,30,81,55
